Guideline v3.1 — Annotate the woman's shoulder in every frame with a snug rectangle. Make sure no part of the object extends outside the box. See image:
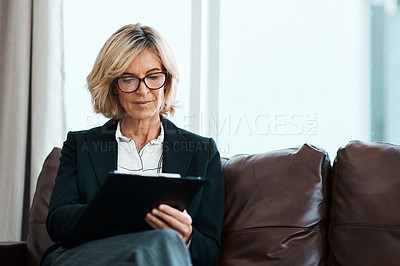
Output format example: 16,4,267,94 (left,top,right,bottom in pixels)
66,119,118,138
